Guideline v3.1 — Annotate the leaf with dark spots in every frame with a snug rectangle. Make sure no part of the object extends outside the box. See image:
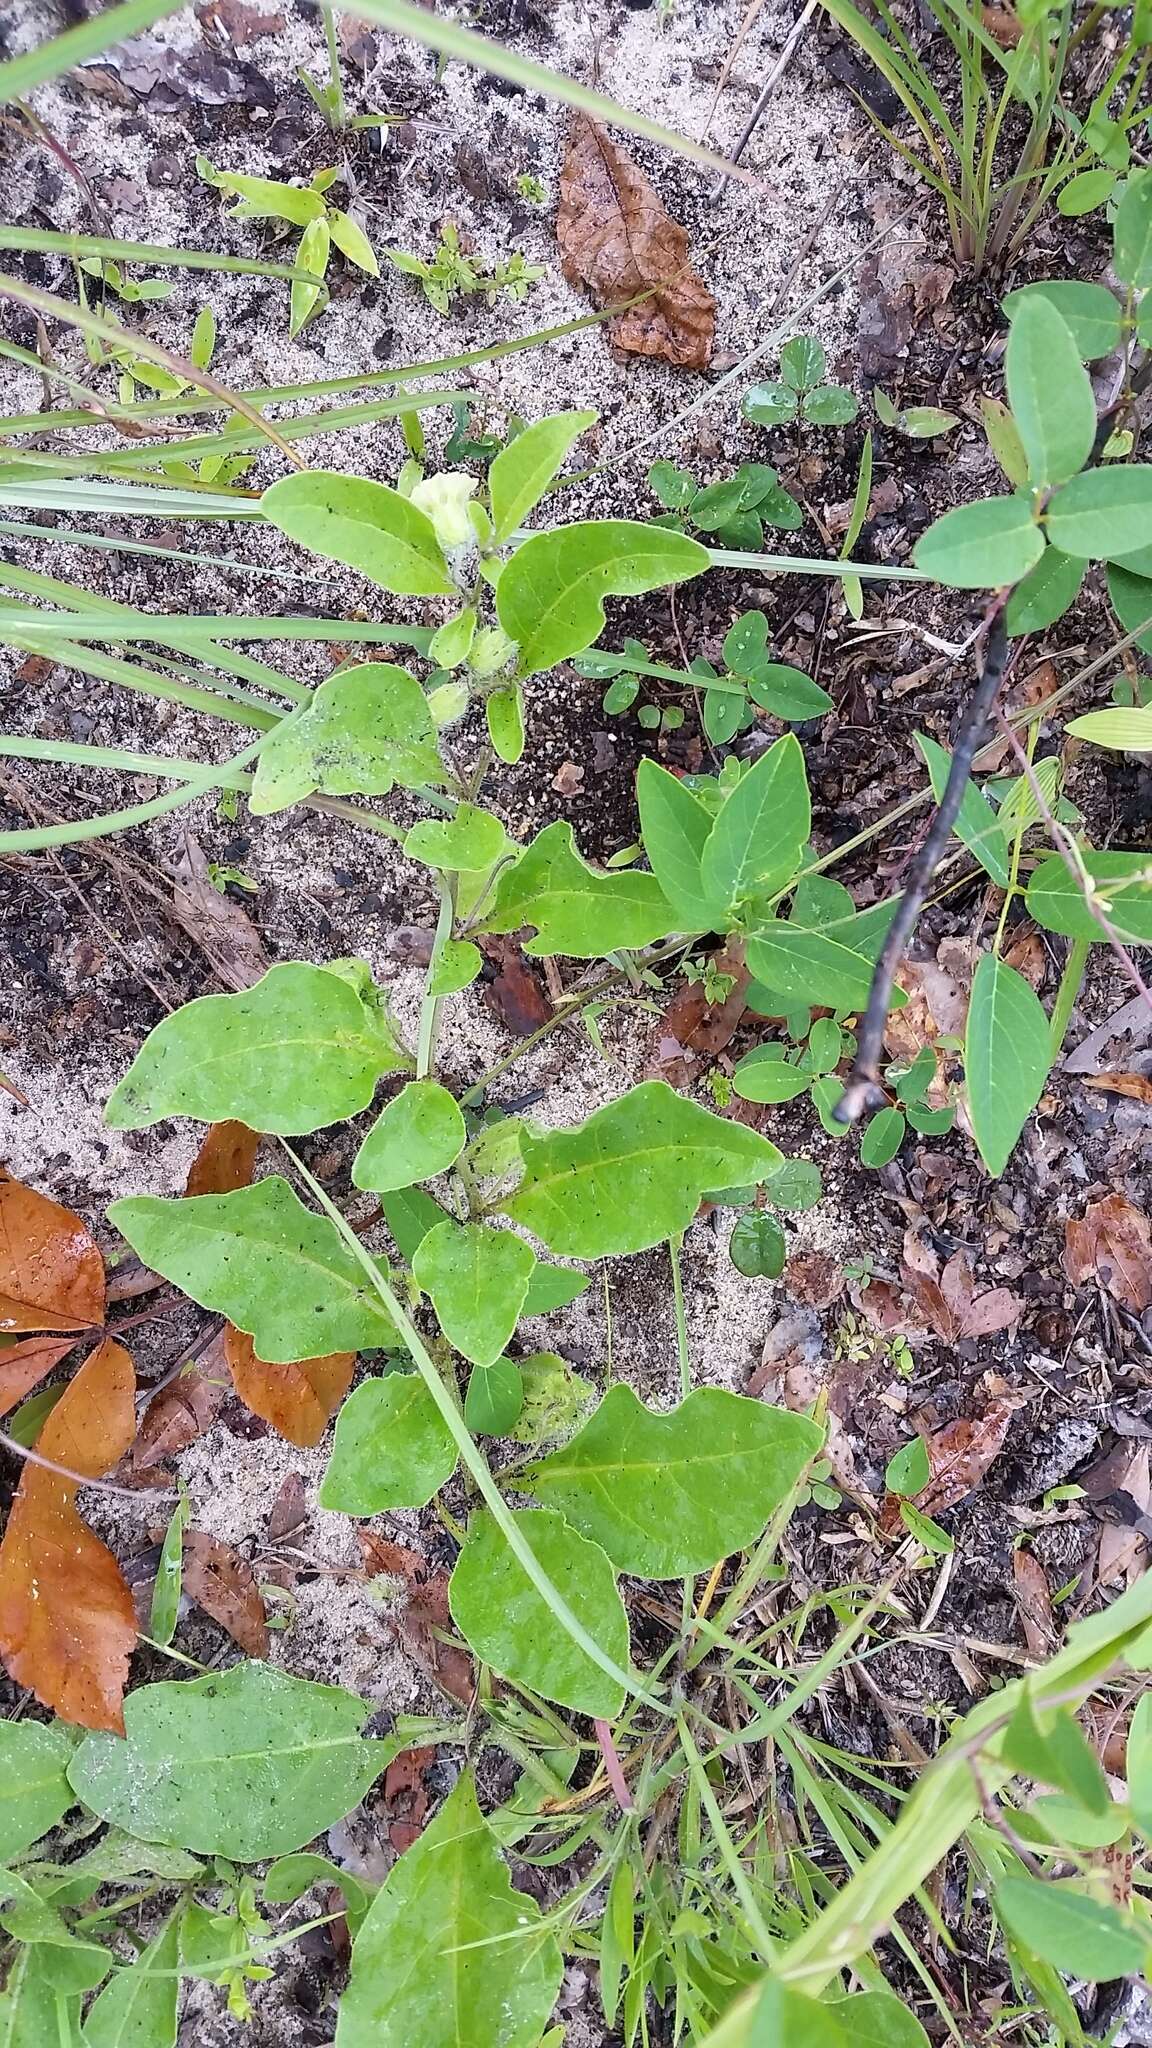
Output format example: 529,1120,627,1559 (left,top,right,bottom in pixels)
557,113,716,370
0,1339,137,1730
0,1170,105,1335
0,1335,76,1420
181,1530,269,1658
